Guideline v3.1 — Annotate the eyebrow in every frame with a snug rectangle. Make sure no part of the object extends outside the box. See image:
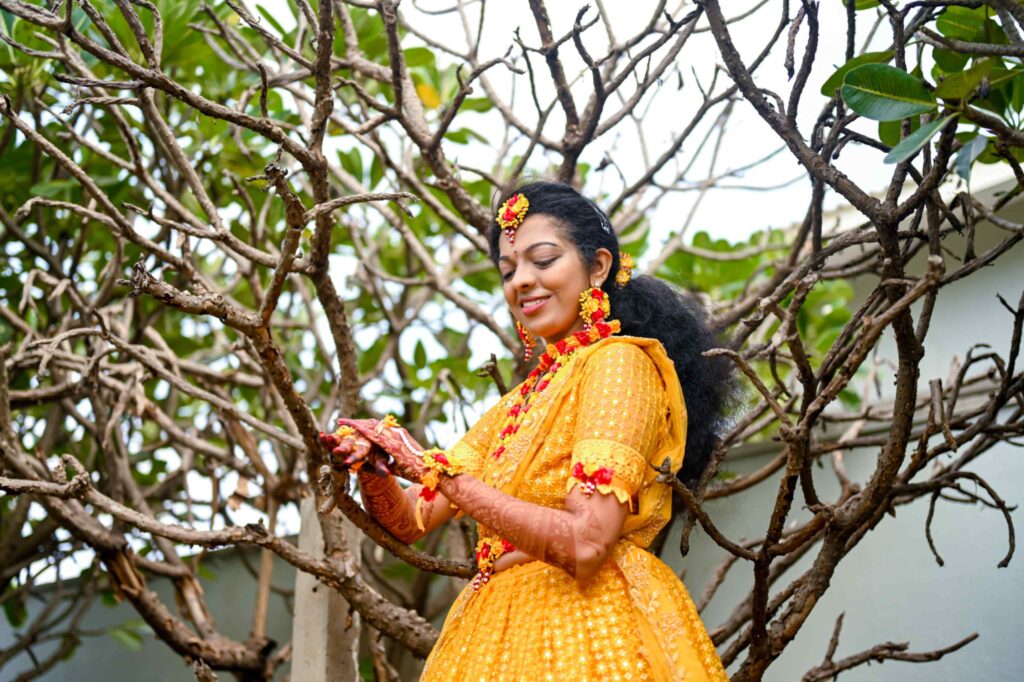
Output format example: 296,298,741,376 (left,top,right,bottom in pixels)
498,241,561,263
